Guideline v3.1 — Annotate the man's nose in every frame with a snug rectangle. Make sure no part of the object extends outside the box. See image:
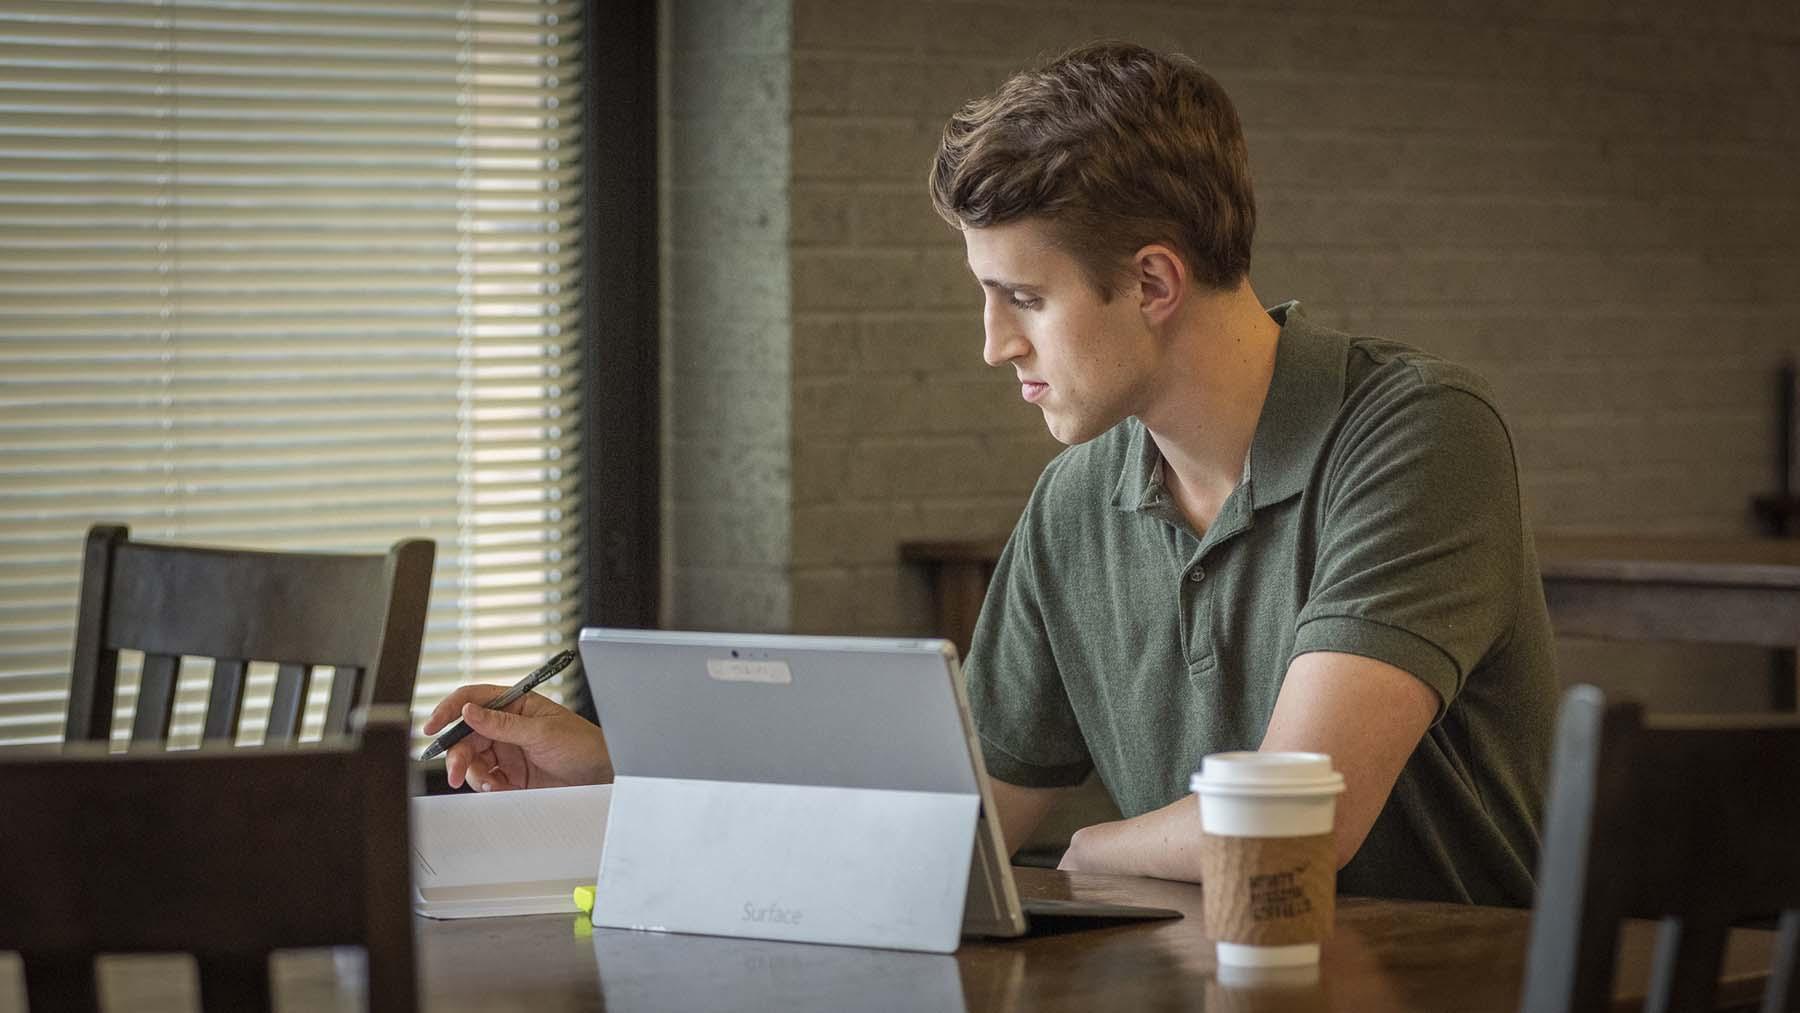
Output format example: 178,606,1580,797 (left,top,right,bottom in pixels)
982,305,1027,367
